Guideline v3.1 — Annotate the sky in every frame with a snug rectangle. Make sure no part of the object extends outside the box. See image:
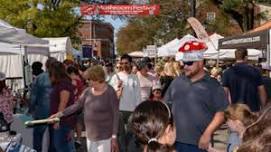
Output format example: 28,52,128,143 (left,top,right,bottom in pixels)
103,16,127,32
